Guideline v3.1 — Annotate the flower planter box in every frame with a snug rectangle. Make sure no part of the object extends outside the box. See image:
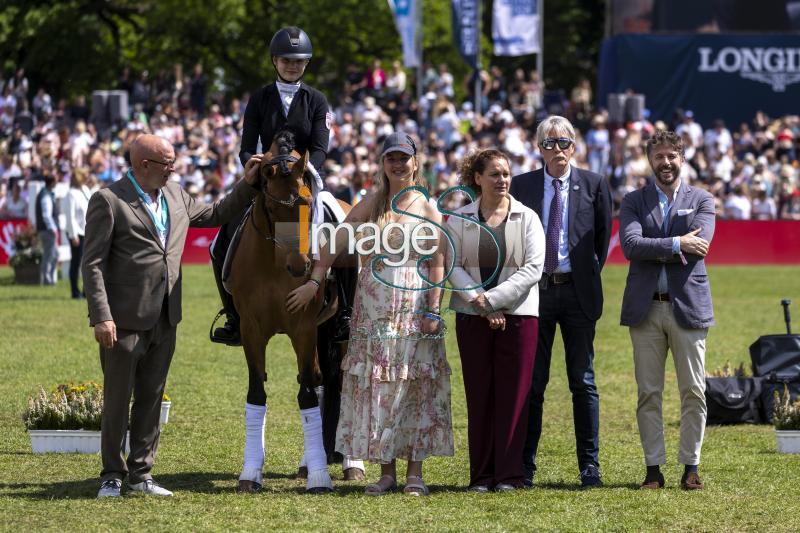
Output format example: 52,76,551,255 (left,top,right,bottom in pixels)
776,430,800,453
13,263,40,285
29,430,131,454
160,401,171,425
